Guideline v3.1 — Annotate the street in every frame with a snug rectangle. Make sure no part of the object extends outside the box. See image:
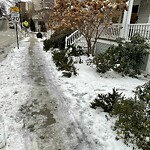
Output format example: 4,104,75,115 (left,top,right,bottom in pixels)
0,29,22,62
0,18,7,31
0,30,16,48
0,18,23,62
